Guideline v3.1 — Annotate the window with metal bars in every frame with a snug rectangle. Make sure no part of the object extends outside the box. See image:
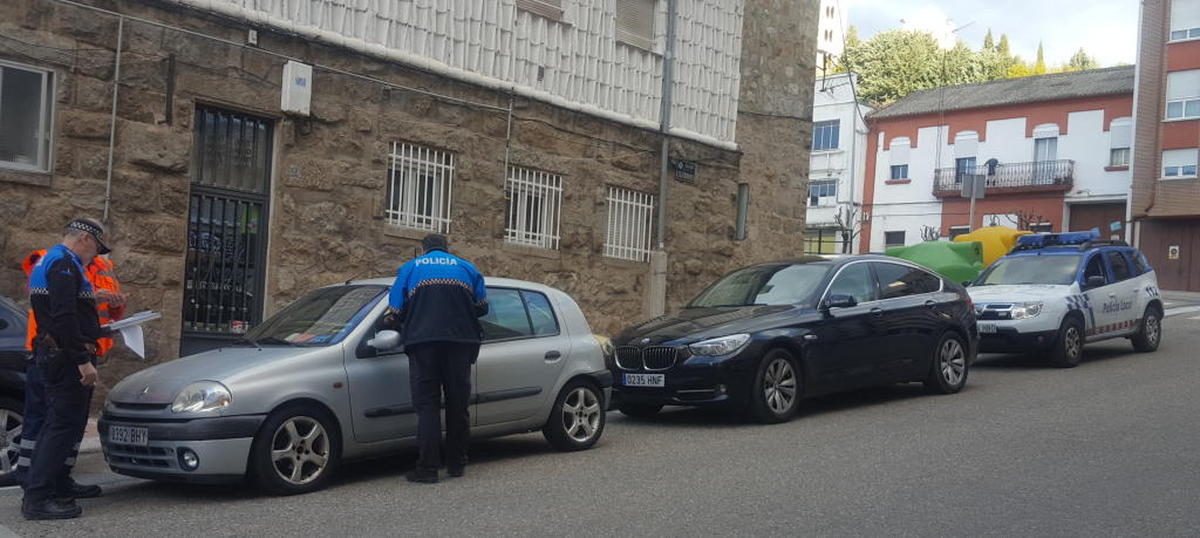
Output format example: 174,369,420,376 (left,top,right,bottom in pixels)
386,142,455,233
505,166,563,249
605,186,655,262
